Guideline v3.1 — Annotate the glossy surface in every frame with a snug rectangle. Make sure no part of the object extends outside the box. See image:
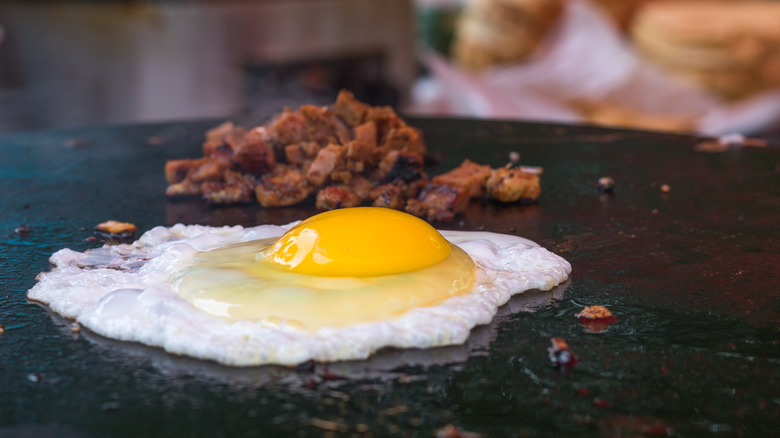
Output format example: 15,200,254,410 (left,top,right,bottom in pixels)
263,207,452,277
1,118,779,437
